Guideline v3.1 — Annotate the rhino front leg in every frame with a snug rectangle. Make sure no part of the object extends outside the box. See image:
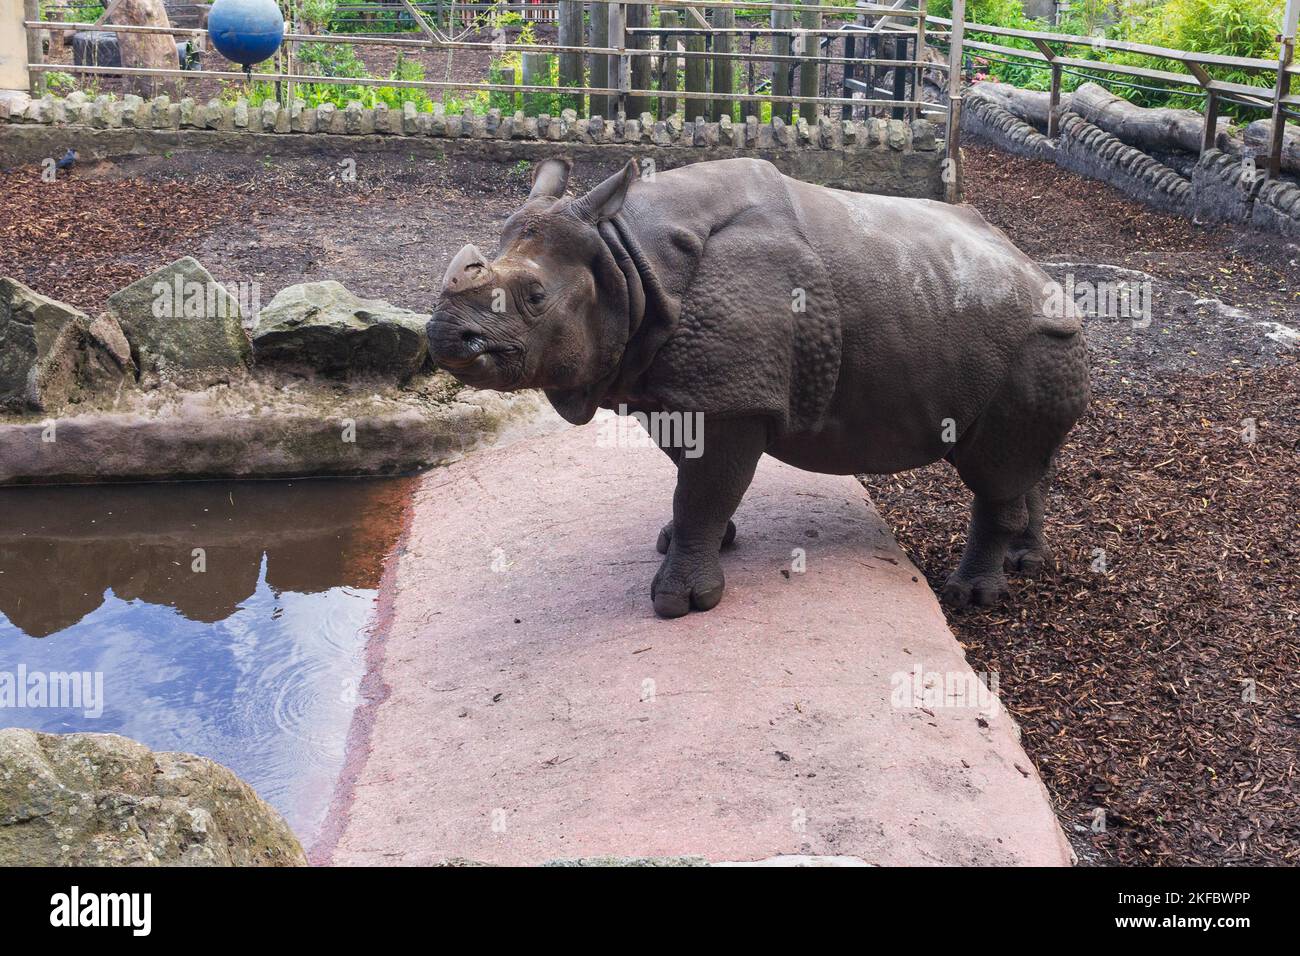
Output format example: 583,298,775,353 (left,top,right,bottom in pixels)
651,416,767,618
